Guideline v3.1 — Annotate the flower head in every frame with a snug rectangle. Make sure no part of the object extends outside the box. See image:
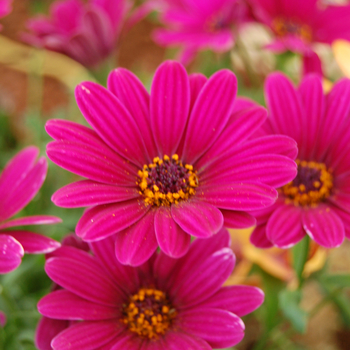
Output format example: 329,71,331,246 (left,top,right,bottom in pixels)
251,73,350,249
23,0,131,67
152,0,249,64
46,60,297,265
0,147,61,274
38,229,264,349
